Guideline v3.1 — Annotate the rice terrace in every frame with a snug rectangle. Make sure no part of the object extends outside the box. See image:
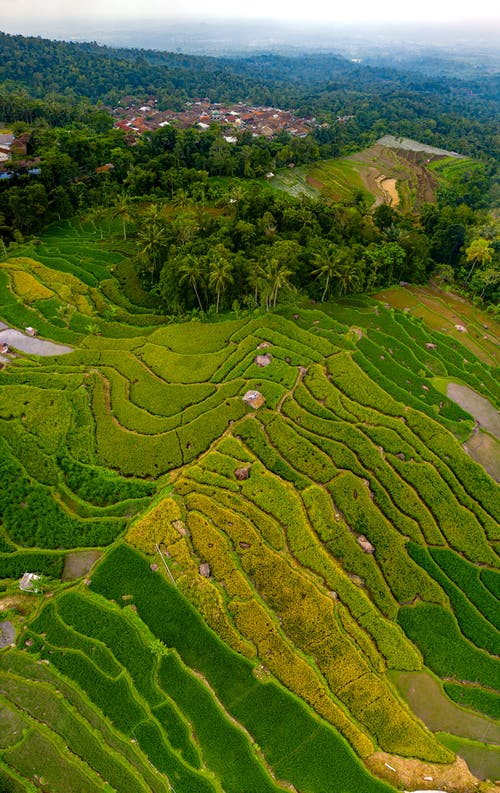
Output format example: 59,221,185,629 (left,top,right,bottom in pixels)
0,215,498,793
270,137,481,211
